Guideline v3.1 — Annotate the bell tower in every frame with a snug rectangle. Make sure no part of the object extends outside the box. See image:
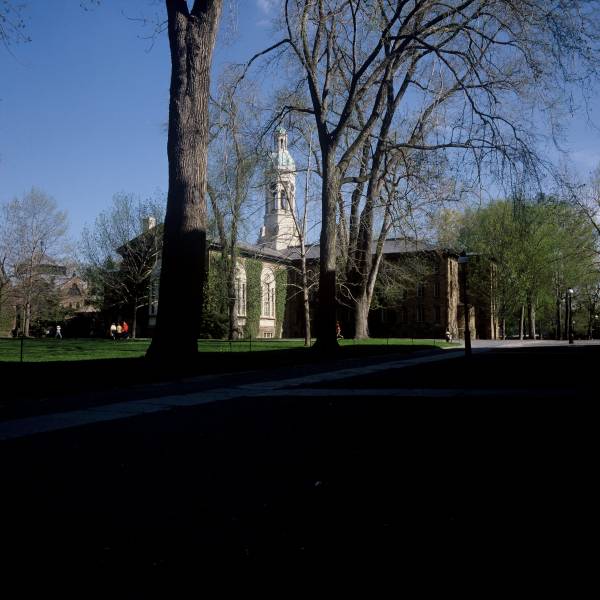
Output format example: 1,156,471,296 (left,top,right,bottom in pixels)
258,127,299,250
